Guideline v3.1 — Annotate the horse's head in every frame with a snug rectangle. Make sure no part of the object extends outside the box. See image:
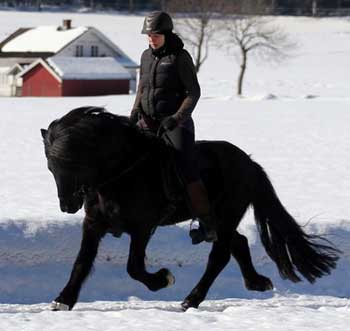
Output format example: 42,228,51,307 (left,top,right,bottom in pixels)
42,106,144,213
41,126,86,213
41,107,107,213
